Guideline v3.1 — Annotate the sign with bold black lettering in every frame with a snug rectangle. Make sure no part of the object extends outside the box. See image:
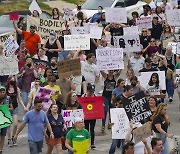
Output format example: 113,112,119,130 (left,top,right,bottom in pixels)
123,91,152,123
